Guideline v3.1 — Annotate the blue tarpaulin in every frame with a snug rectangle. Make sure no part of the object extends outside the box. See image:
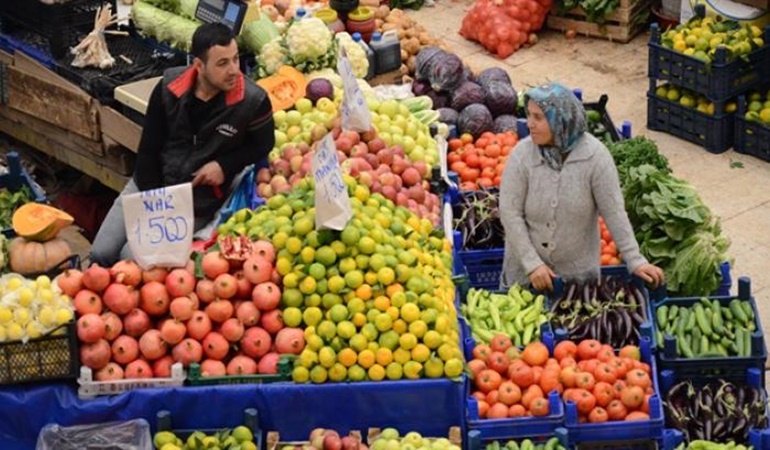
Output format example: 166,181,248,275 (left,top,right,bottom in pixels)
0,379,465,449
